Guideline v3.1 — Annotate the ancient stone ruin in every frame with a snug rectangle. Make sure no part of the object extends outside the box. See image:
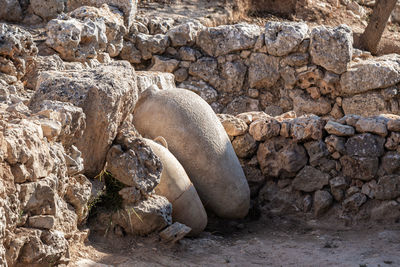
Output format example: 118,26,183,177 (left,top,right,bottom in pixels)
0,0,400,266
